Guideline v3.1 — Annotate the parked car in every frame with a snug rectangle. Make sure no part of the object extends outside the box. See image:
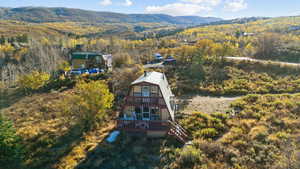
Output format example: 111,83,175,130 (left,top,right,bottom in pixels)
88,68,104,74
69,68,89,76
81,69,90,75
163,56,176,65
70,69,83,75
154,53,163,60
